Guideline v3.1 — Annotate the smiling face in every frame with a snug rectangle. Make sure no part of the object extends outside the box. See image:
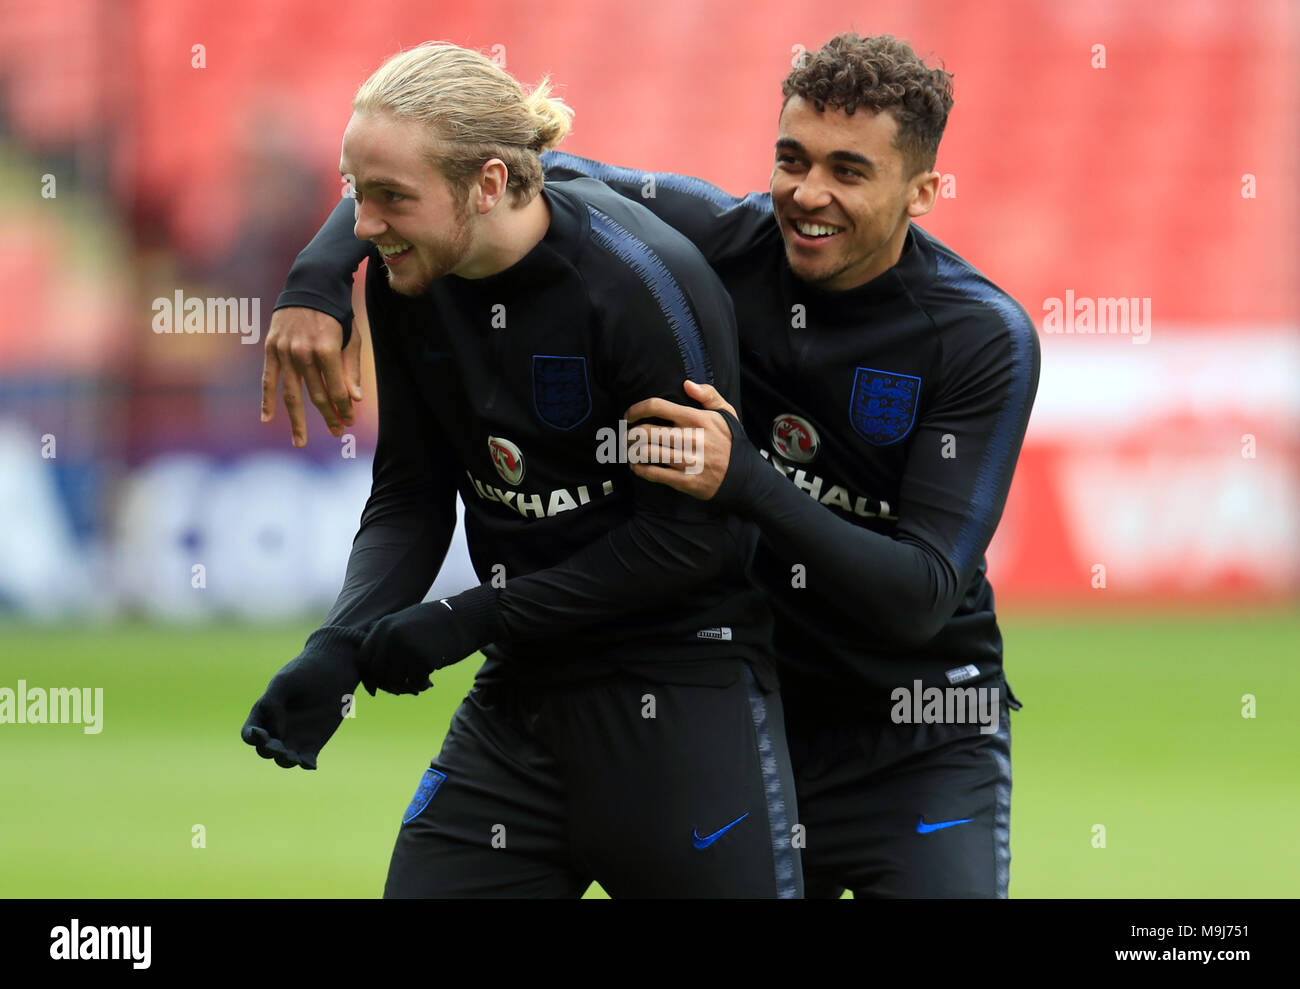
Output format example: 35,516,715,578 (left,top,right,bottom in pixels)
770,96,938,292
340,110,474,296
